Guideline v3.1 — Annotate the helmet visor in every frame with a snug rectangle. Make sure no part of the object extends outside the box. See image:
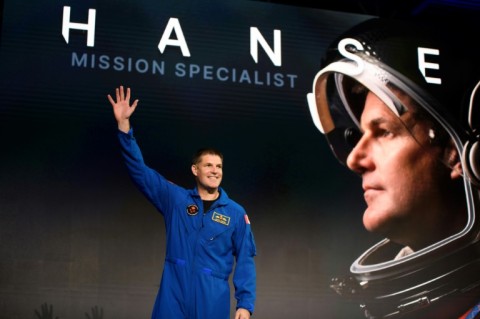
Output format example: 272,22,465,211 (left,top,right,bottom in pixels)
308,57,453,166
306,55,475,252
